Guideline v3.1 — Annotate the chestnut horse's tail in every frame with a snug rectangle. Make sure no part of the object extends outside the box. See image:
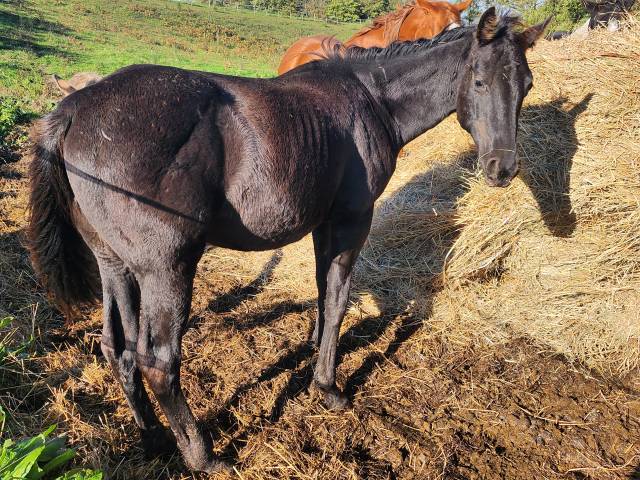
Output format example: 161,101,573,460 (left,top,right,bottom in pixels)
27,107,100,313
